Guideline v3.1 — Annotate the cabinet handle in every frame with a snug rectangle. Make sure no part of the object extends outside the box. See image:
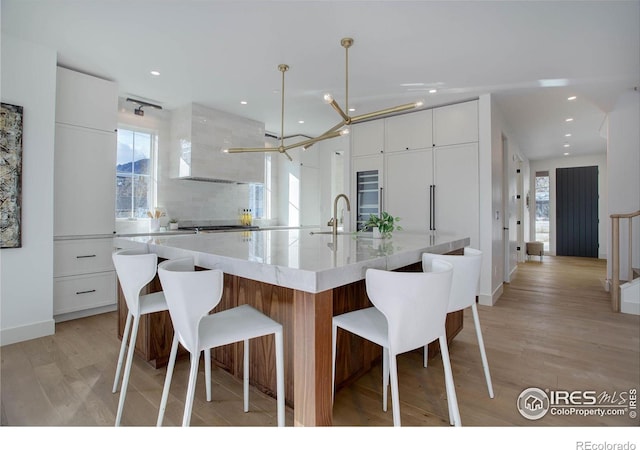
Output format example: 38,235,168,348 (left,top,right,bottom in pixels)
76,289,96,295
432,184,437,231
76,254,97,259
379,187,384,214
429,186,432,230
429,185,434,230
